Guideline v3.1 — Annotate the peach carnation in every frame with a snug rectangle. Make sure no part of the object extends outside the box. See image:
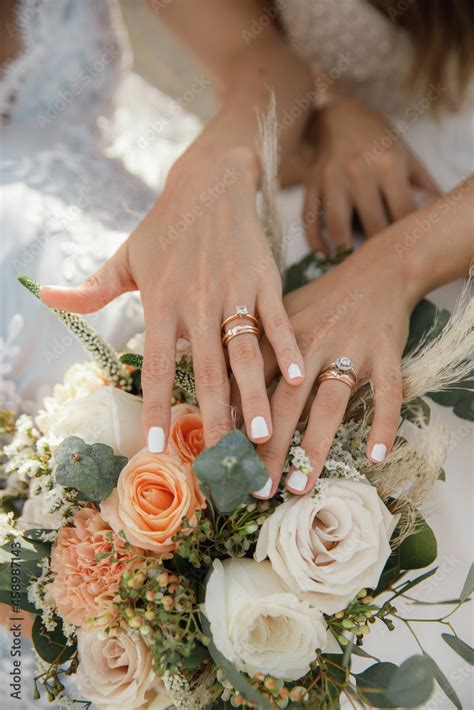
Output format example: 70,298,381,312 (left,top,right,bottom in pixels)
47,506,139,627
100,449,206,555
170,403,205,463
